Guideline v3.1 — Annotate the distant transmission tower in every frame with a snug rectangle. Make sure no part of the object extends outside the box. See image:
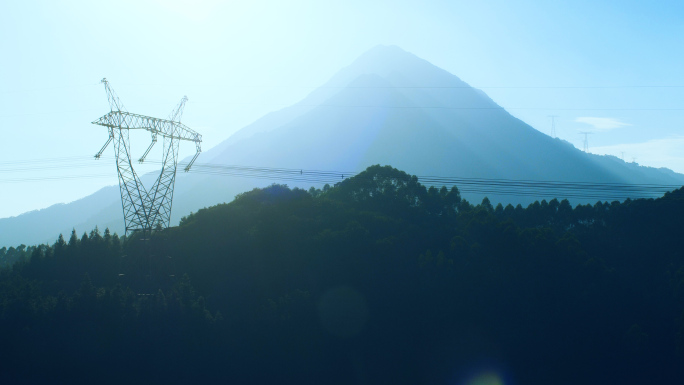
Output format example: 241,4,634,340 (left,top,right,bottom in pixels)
92,78,202,235
579,131,593,153
548,115,558,138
